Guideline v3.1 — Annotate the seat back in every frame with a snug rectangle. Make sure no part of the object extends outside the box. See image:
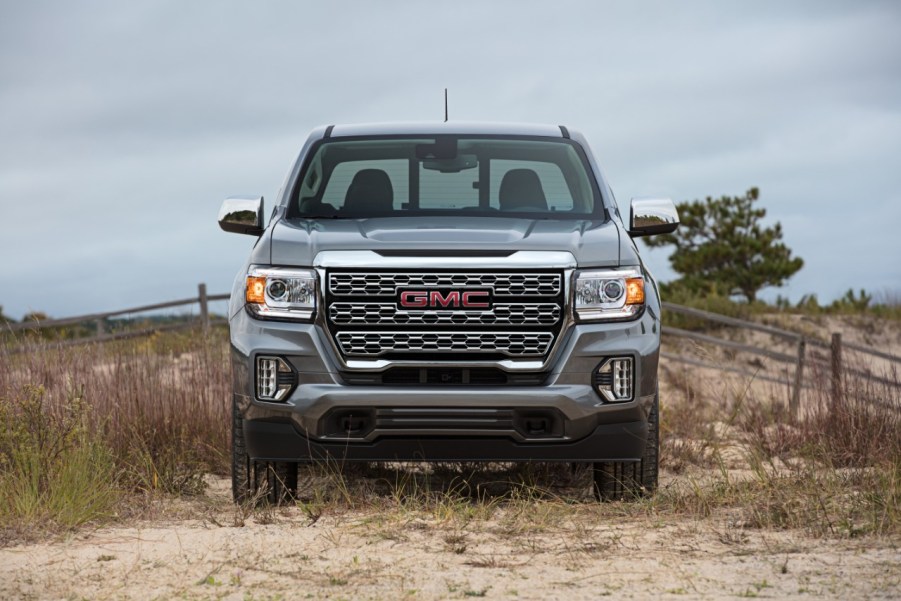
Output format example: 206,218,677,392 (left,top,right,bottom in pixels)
498,168,548,211
343,169,394,213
